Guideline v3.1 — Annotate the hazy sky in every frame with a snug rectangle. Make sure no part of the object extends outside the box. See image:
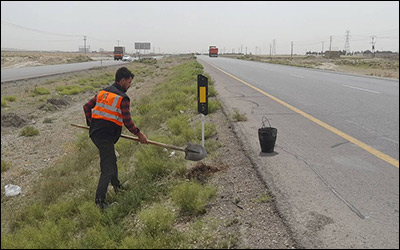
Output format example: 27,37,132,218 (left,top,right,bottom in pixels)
1,1,399,54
